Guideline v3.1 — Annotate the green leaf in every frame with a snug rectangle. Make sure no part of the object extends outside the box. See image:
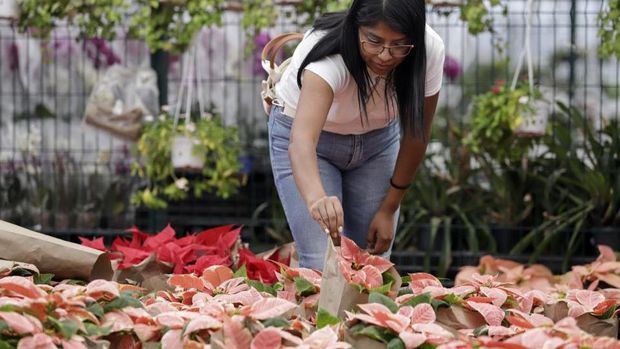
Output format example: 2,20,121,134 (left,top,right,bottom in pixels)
0,305,17,313
316,308,340,329
419,343,436,349
598,304,618,320
368,292,398,313
84,322,112,337
234,265,248,279
246,280,276,296
350,325,395,343
0,340,14,349
382,271,396,287
86,302,104,318
261,317,290,328
473,325,489,337
47,316,79,339
403,293,432,307
10,268,35,277
34,273,54,285
387,337,406,349
350,283,366,293
293,277,317,297
431,299,450,310
368,282,392,295
400,275,411,285
103,295,144,313
444,293,464,305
